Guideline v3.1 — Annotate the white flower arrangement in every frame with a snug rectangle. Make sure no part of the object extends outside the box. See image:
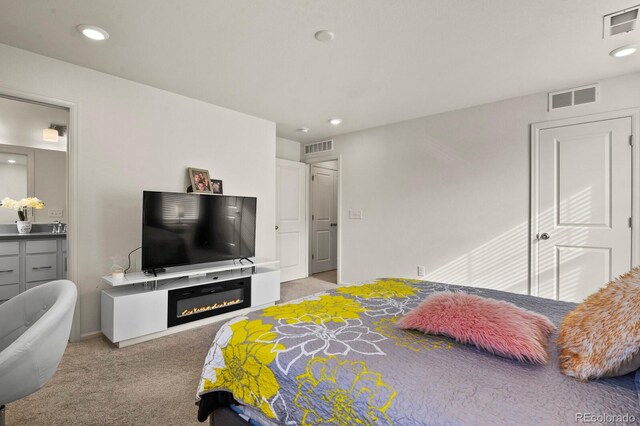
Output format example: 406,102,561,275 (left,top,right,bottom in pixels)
0,197,45,221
